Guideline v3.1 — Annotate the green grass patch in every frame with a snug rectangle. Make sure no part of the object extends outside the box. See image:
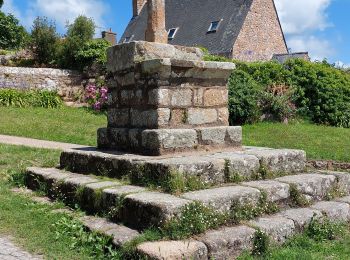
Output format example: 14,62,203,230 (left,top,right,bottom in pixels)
243,121,350,162
0,106,106,146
